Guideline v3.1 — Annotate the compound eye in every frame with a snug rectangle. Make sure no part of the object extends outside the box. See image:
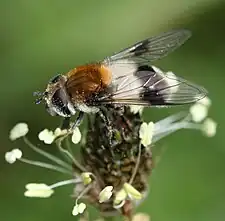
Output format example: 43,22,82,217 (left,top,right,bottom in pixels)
49,74,62,84
52,89,71,116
